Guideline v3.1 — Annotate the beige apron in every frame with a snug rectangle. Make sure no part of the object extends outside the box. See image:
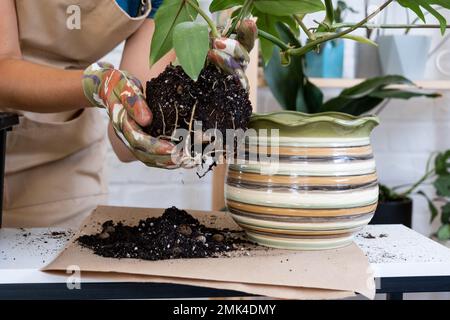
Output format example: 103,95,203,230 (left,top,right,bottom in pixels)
2,0,151,228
